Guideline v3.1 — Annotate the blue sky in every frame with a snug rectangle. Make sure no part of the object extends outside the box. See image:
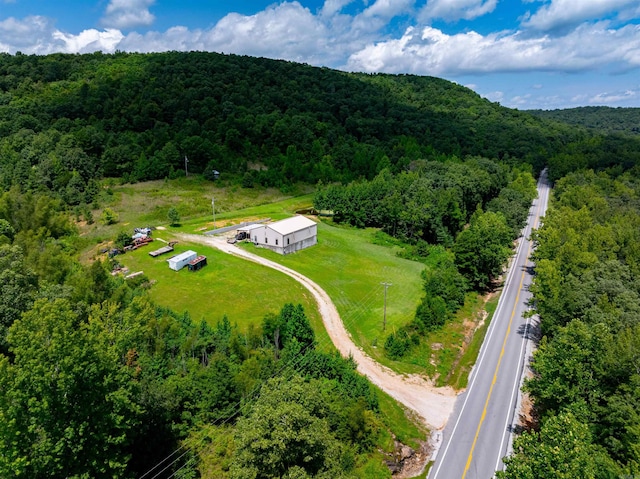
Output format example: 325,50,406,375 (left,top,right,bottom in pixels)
1,0,639,110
